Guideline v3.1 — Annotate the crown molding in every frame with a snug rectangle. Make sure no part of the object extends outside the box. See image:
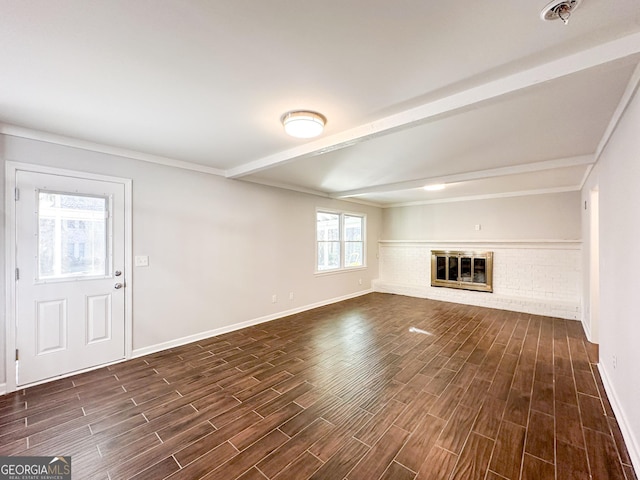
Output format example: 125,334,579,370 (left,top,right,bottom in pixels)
0,124,226,177
382,185,580,208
